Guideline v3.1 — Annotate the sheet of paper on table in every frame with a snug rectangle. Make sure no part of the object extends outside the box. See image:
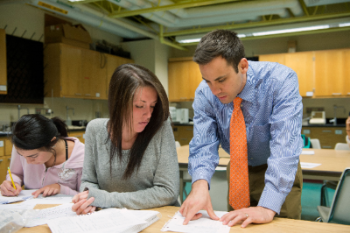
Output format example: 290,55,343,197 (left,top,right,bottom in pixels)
301,150,315,155
0,189,34,204
300,162,321,169
161,210,230,233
